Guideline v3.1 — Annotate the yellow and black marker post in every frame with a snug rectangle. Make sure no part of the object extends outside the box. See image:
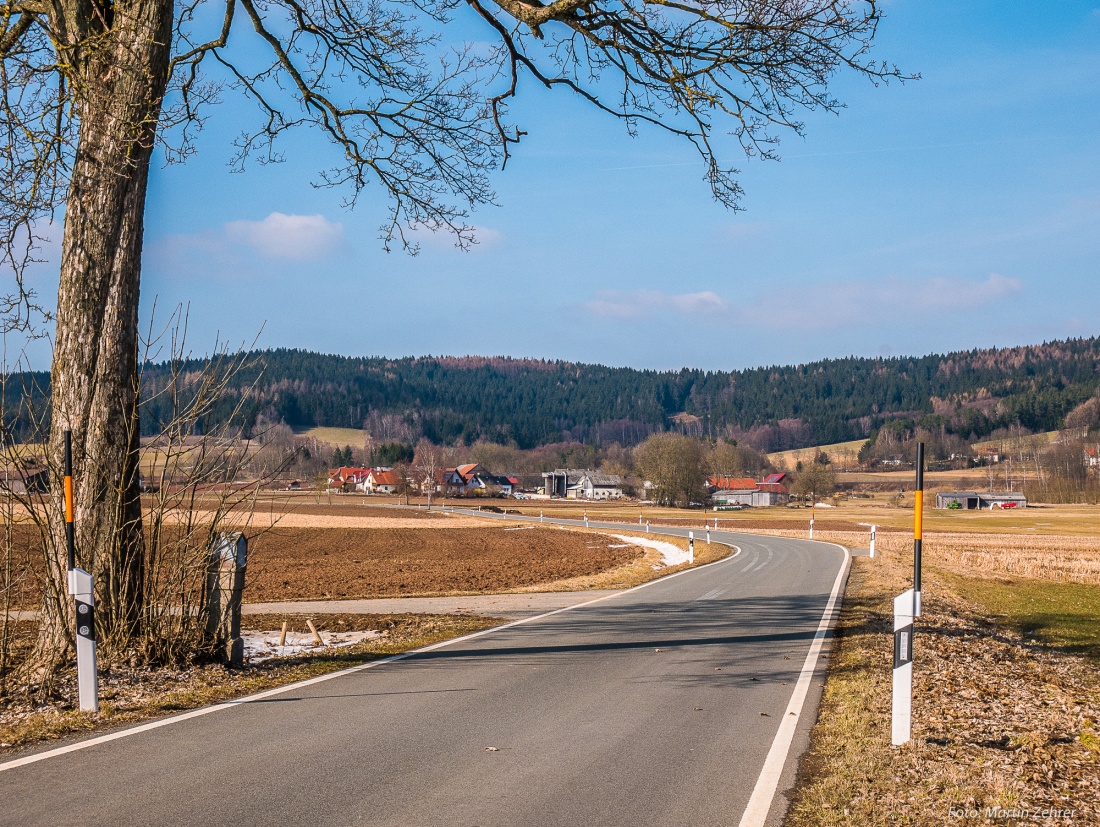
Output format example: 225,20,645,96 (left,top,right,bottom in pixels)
63,430,98,713
914,441,924,617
